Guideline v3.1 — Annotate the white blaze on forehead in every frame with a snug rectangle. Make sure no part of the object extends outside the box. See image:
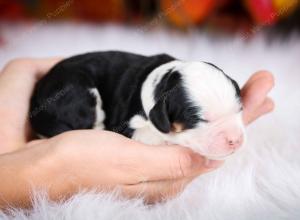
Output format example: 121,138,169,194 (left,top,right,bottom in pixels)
141,60,240,121
141,60,182,116
180,62,241,120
